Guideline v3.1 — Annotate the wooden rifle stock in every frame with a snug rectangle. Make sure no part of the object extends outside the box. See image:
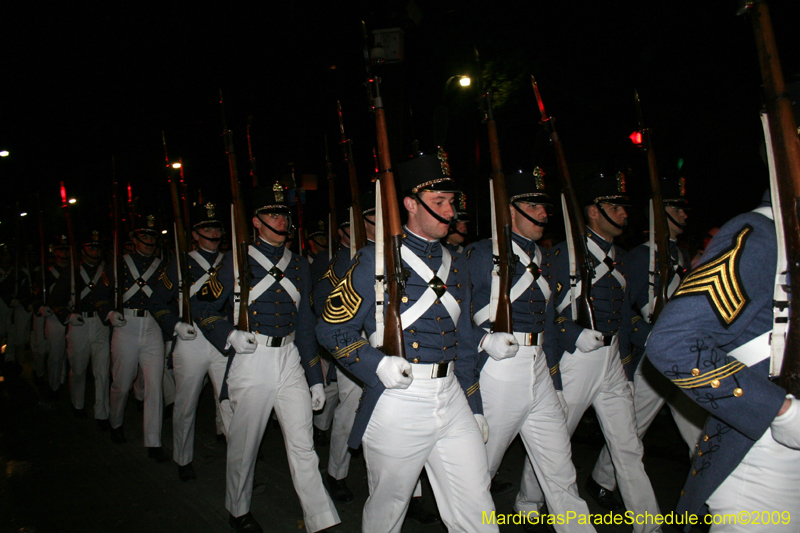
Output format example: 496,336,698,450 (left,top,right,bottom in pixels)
163,132,193,325
371,78,406,358
337,101,366,250
483,91,514,334
748,1,800,396
60,182,80,315
531,76,595,329
324,135,339,257
220,90,251,332
290,163,307,257
635,91,671,322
